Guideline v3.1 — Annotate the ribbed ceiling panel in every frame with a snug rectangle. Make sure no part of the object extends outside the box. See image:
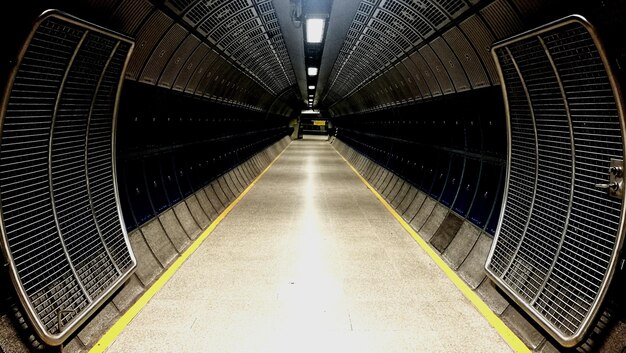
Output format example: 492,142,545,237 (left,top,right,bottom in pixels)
165,0,296,96
323,0,537,116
